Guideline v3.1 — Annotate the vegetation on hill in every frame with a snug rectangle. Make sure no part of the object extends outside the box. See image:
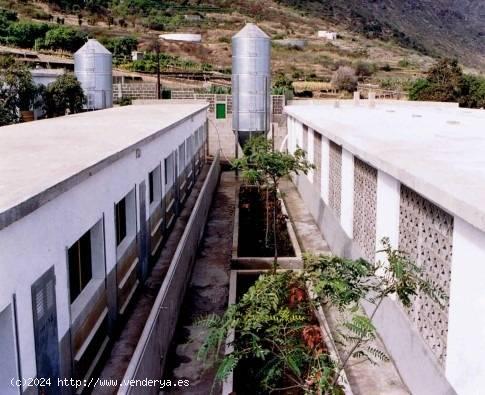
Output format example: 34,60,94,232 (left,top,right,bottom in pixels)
410,59,485,109
1,0,483,108
0,9,87,52
0,0,437,82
